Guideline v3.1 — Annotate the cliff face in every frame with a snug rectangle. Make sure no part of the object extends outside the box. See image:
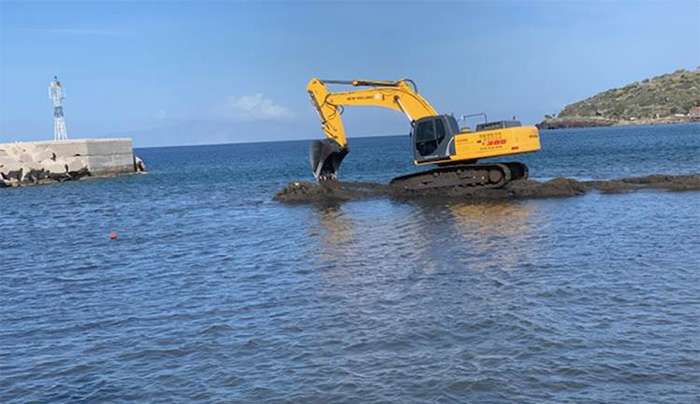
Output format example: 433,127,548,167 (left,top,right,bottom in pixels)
539,68,700,129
